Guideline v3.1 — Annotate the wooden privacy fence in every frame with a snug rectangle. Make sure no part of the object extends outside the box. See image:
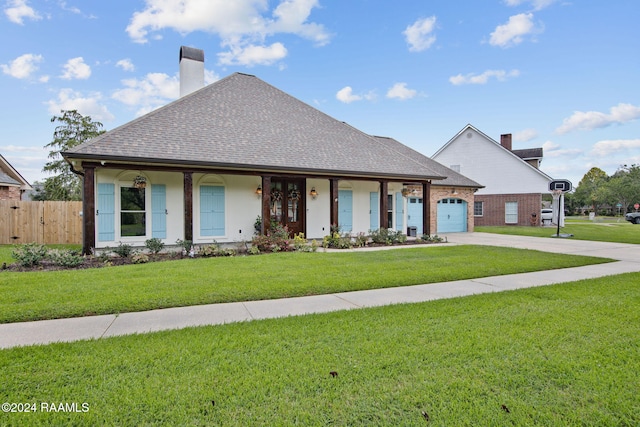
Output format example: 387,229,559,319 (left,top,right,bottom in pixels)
0,201,83,245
